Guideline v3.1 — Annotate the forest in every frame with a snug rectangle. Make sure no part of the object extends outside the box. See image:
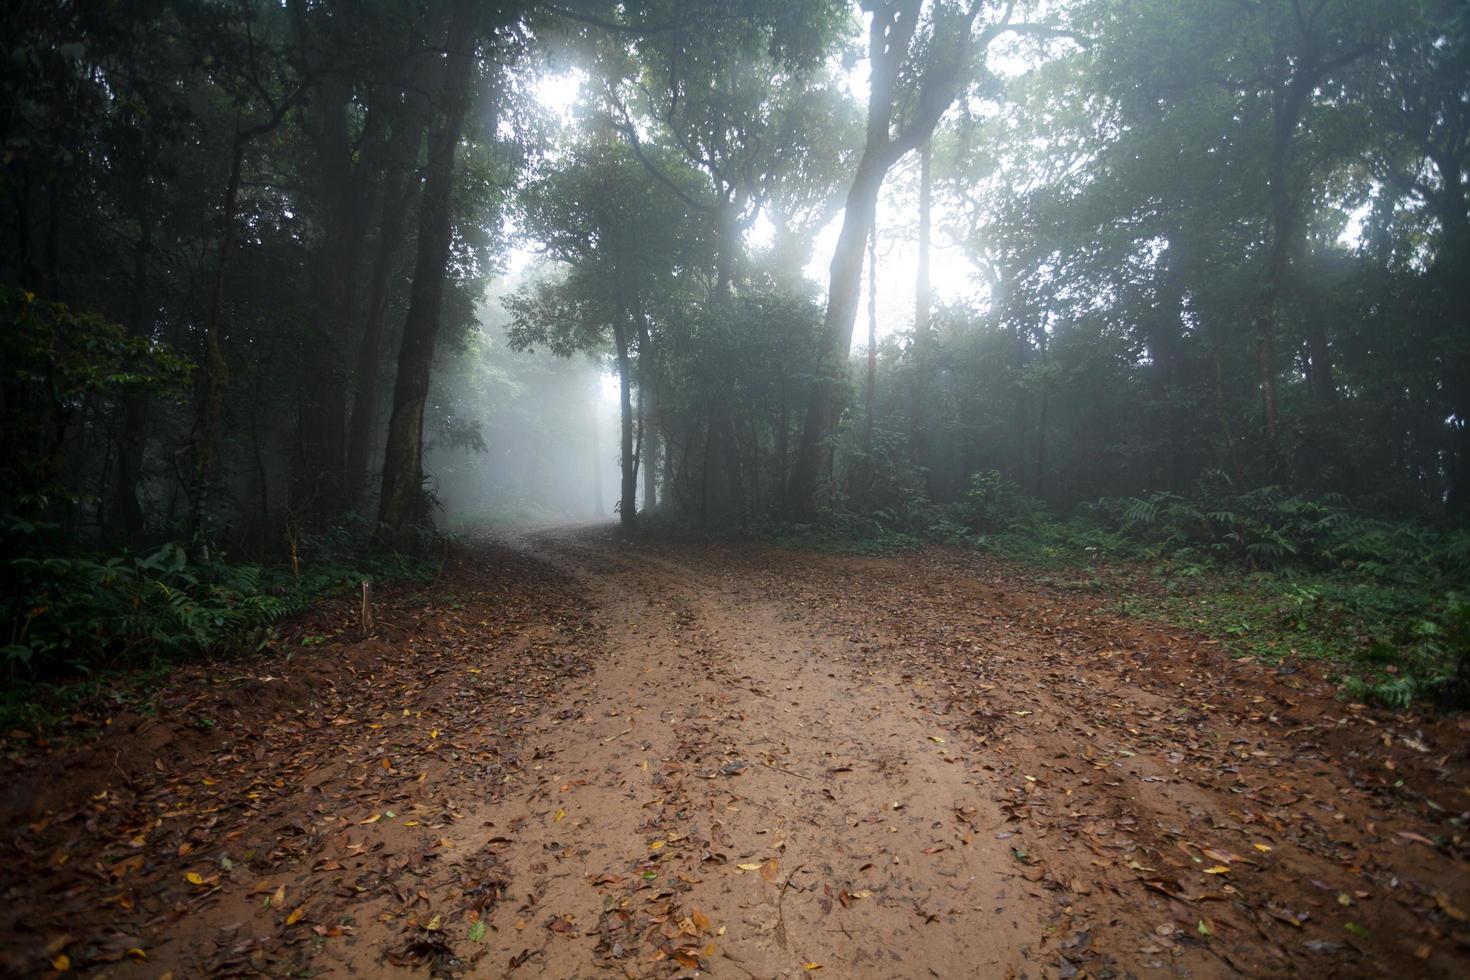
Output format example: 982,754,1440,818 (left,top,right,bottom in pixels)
3,0,1470,976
